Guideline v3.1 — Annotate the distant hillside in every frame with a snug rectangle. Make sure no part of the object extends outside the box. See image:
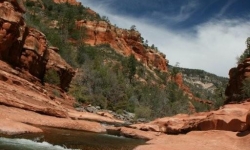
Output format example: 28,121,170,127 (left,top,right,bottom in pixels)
169,65,228,108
